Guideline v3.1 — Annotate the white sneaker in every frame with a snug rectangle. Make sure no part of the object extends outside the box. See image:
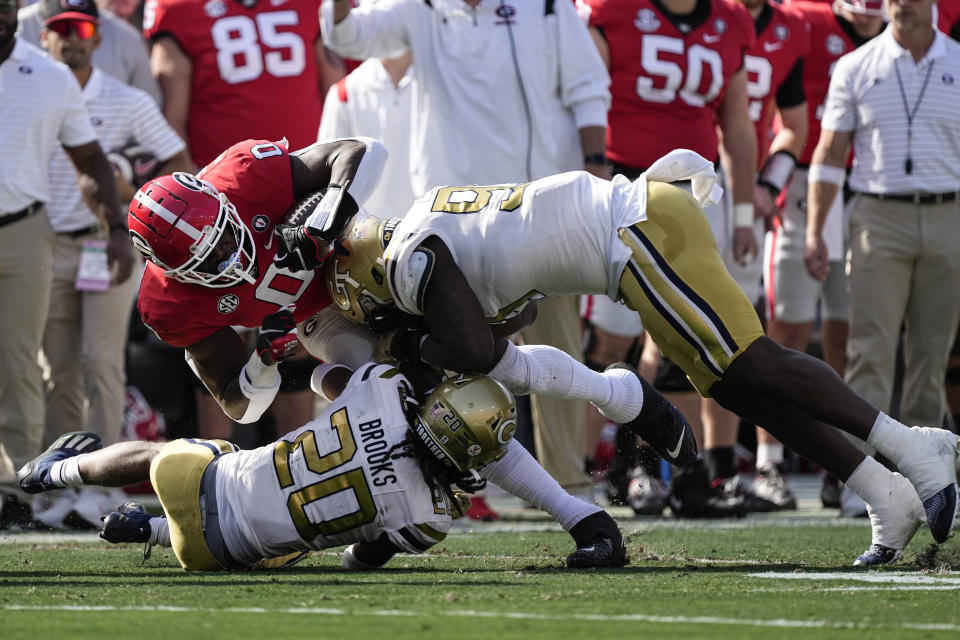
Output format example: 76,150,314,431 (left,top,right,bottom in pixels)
596,366,643,424
896,427,960,543
854,472,925,566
